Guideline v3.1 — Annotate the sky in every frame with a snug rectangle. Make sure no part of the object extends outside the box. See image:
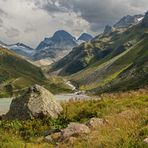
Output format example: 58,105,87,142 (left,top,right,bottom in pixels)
0,0,147,48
